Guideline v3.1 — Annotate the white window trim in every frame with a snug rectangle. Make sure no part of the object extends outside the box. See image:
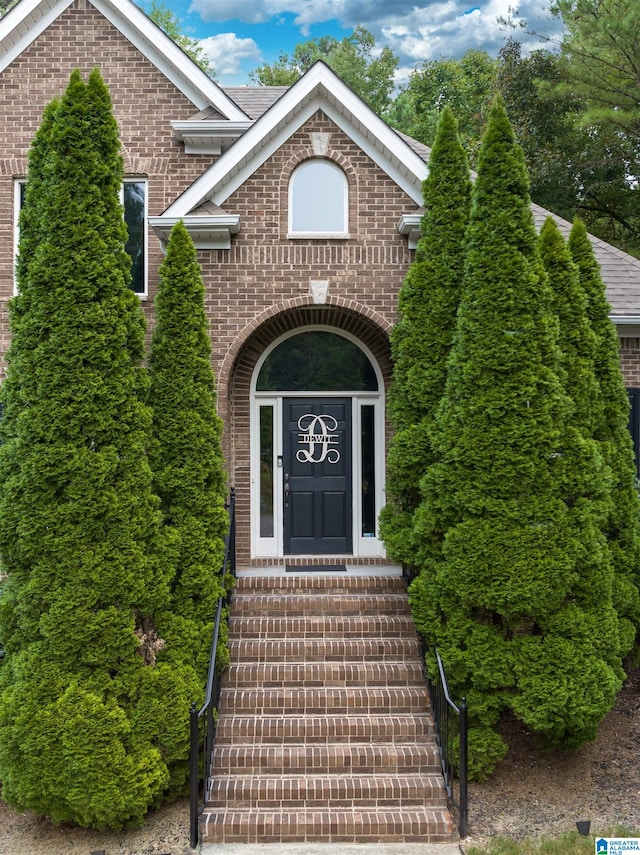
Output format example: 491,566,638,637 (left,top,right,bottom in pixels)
121,178,149,299
14,178,148,298
13,178,25,295
288,159,349,240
